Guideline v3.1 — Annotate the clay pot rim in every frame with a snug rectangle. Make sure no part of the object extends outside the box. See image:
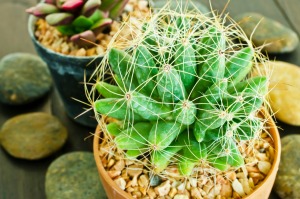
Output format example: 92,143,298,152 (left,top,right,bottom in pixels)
244,109,281,198
93,109,281,199
93,124,133,198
